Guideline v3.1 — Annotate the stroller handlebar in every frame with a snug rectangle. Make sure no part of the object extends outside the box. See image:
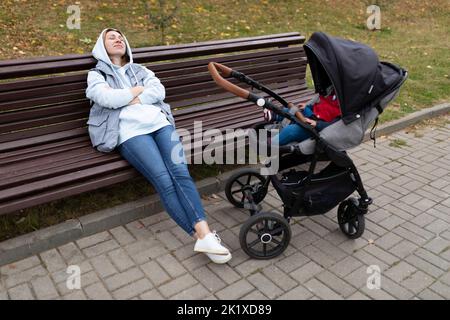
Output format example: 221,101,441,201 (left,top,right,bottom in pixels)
207,62,321,140
208,62,250,100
